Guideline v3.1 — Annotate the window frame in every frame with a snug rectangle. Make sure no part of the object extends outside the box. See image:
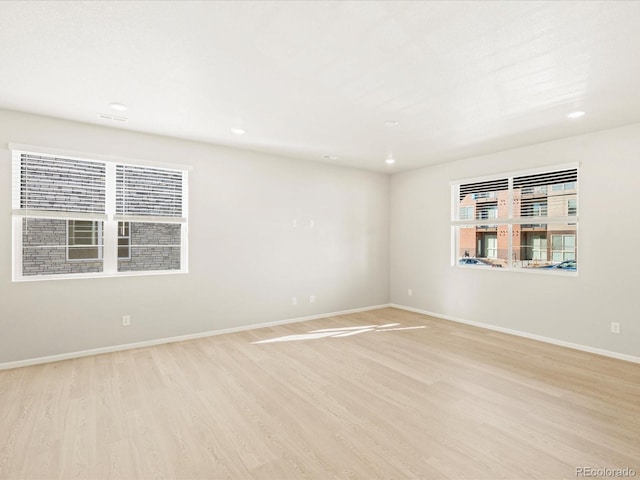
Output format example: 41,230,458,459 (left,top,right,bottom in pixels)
11,145,190,282
451,163,579,275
